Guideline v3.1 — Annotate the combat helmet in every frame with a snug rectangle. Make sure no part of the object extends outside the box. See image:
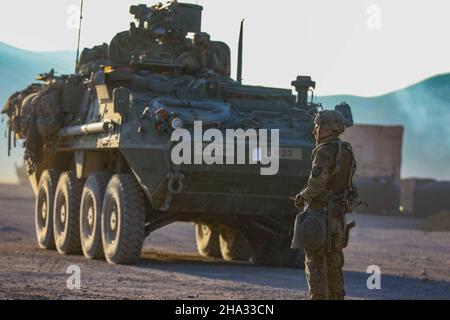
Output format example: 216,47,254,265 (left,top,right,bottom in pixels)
313,110,347,134
291,211,326,250
194,32,211,47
